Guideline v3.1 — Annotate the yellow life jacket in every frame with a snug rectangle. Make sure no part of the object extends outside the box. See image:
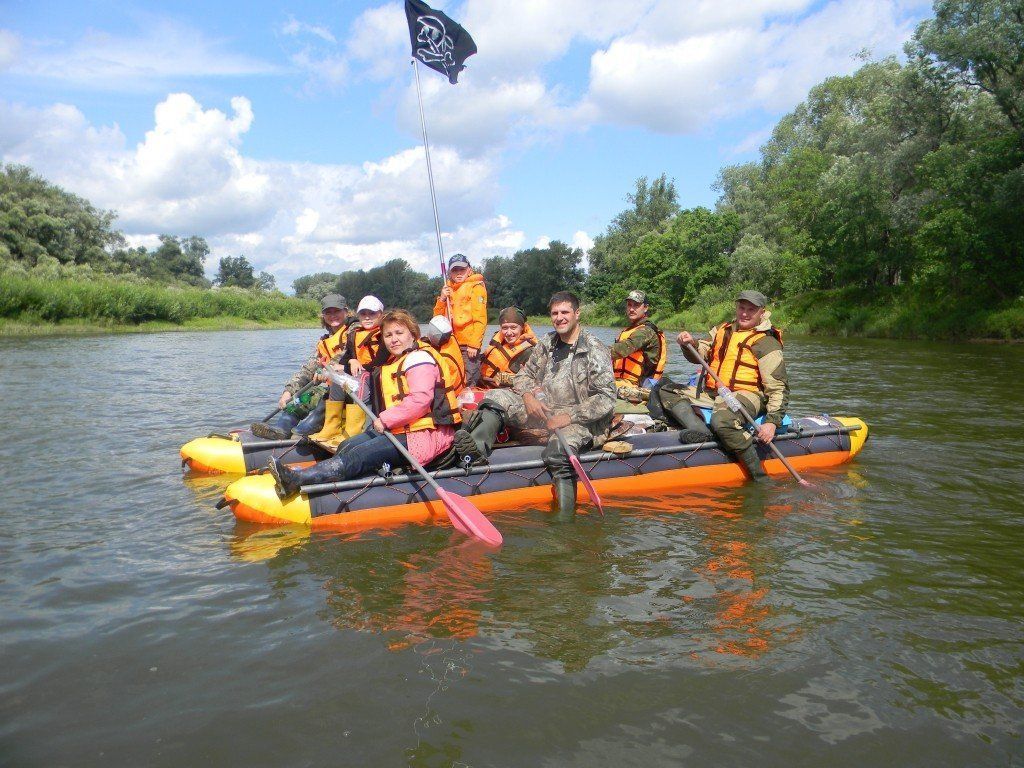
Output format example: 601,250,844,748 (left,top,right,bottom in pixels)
348,326,382,368
316,325,348,365
419,337,466,398
706,322,783,393
376,347,461,434
480,326,538,380
613,320,667,386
